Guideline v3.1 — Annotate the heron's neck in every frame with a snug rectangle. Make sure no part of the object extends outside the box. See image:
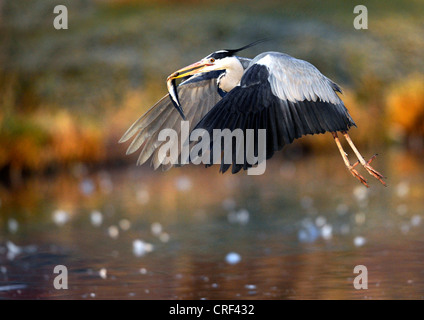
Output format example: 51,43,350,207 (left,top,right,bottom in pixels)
218,58,244,93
